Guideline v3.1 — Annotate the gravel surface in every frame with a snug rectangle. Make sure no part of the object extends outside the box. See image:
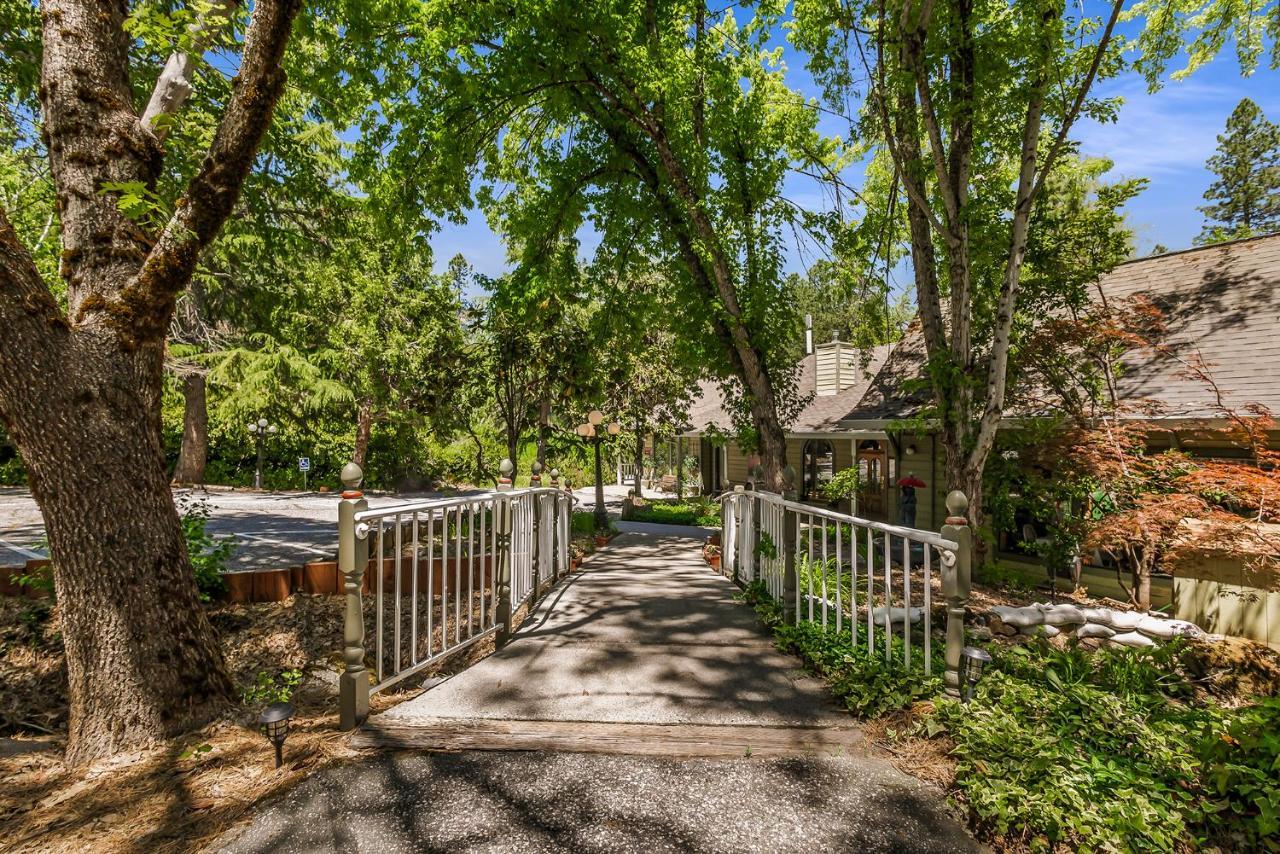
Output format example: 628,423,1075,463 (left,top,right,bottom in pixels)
213,750,981,854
